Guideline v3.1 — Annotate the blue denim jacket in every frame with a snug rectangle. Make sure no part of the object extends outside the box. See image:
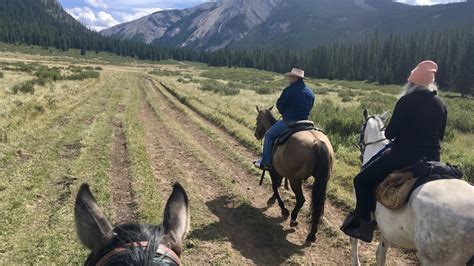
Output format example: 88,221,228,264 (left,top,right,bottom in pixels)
276,79,315,122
